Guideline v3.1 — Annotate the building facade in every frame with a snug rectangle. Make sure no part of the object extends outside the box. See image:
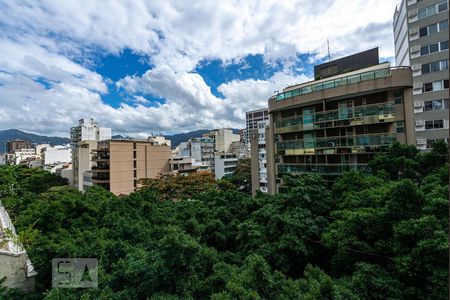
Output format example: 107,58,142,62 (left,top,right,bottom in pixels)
214,152,238,180
190,137,215,168
41,146,71,165
5,140,32,154
73,140,97,192
266,49,414,194
250,120,269,195
91,139,171,195
70,118,111,191
245,108,269,145
203,128,240,153
393,0,449,149
70,118,111,148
